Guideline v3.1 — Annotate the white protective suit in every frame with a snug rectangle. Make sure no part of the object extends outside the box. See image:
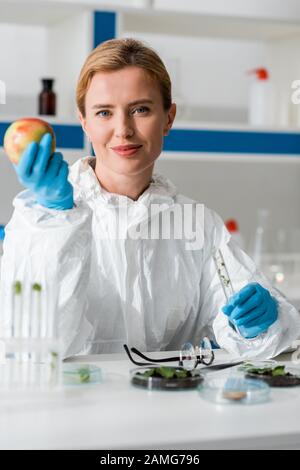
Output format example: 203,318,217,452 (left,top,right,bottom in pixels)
1,156,300,359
